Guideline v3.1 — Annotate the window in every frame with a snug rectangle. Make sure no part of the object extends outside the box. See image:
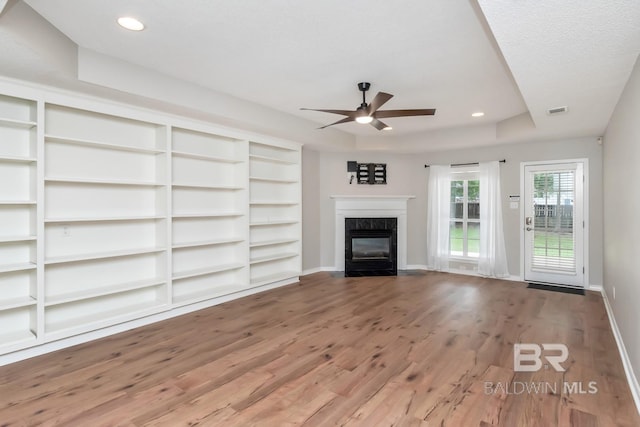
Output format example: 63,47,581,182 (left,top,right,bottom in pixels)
450,175,480,258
